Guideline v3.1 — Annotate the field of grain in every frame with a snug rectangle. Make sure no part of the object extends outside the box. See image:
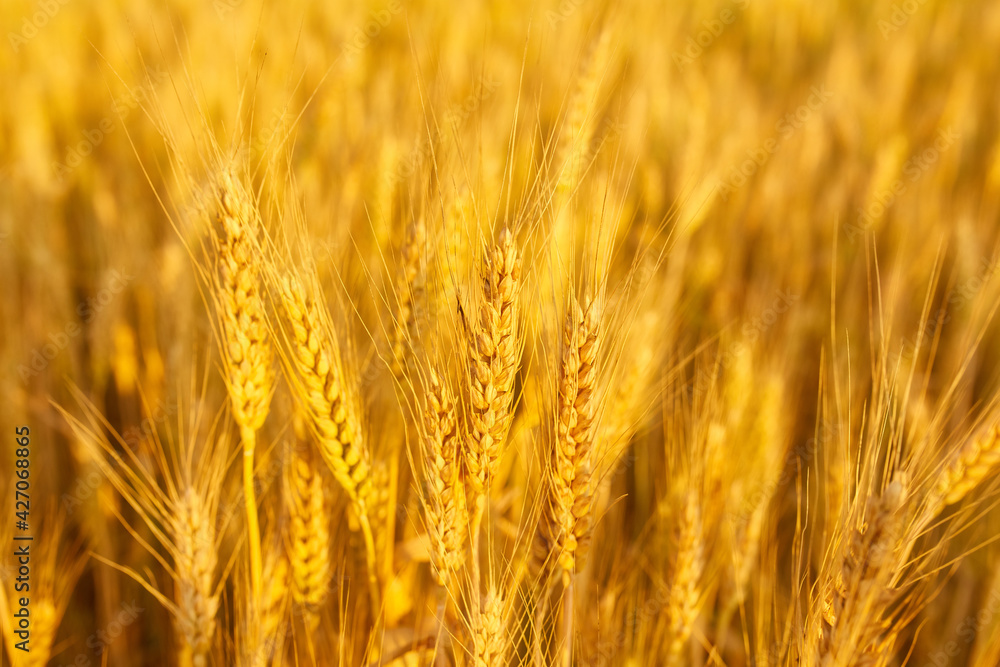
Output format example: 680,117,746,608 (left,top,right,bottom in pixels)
2,0,1000,665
